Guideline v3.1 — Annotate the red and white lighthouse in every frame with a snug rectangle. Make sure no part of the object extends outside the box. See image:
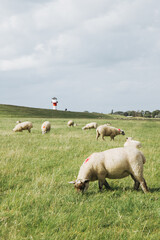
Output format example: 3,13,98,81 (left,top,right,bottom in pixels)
51,97,58,110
